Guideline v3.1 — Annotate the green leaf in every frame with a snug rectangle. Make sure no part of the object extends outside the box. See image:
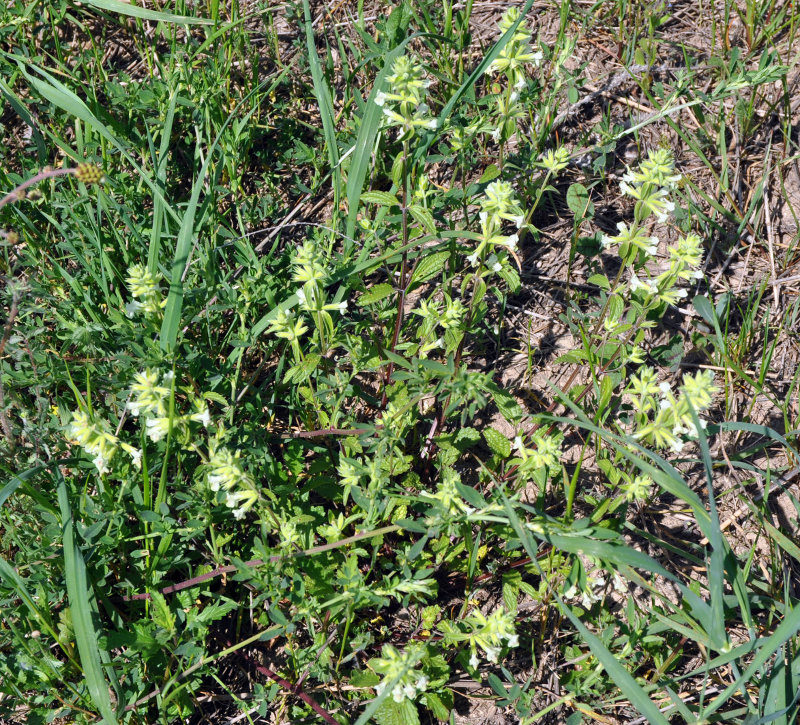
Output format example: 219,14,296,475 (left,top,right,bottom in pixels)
693,294,716,326
373,696,419,725
303,0,341,201
479,164,501,183
566,182,594,218
349,670,381,688
484,427,511,458
84,0,212,23
358,283,396,306
408,204,436,236
345,34,415,242
361,191,401,207
57,475,119,723
422,691,450,721
486,381,523,423
587,273,610,290
502,570,521,612
284,353,321,384
409,251,449,288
